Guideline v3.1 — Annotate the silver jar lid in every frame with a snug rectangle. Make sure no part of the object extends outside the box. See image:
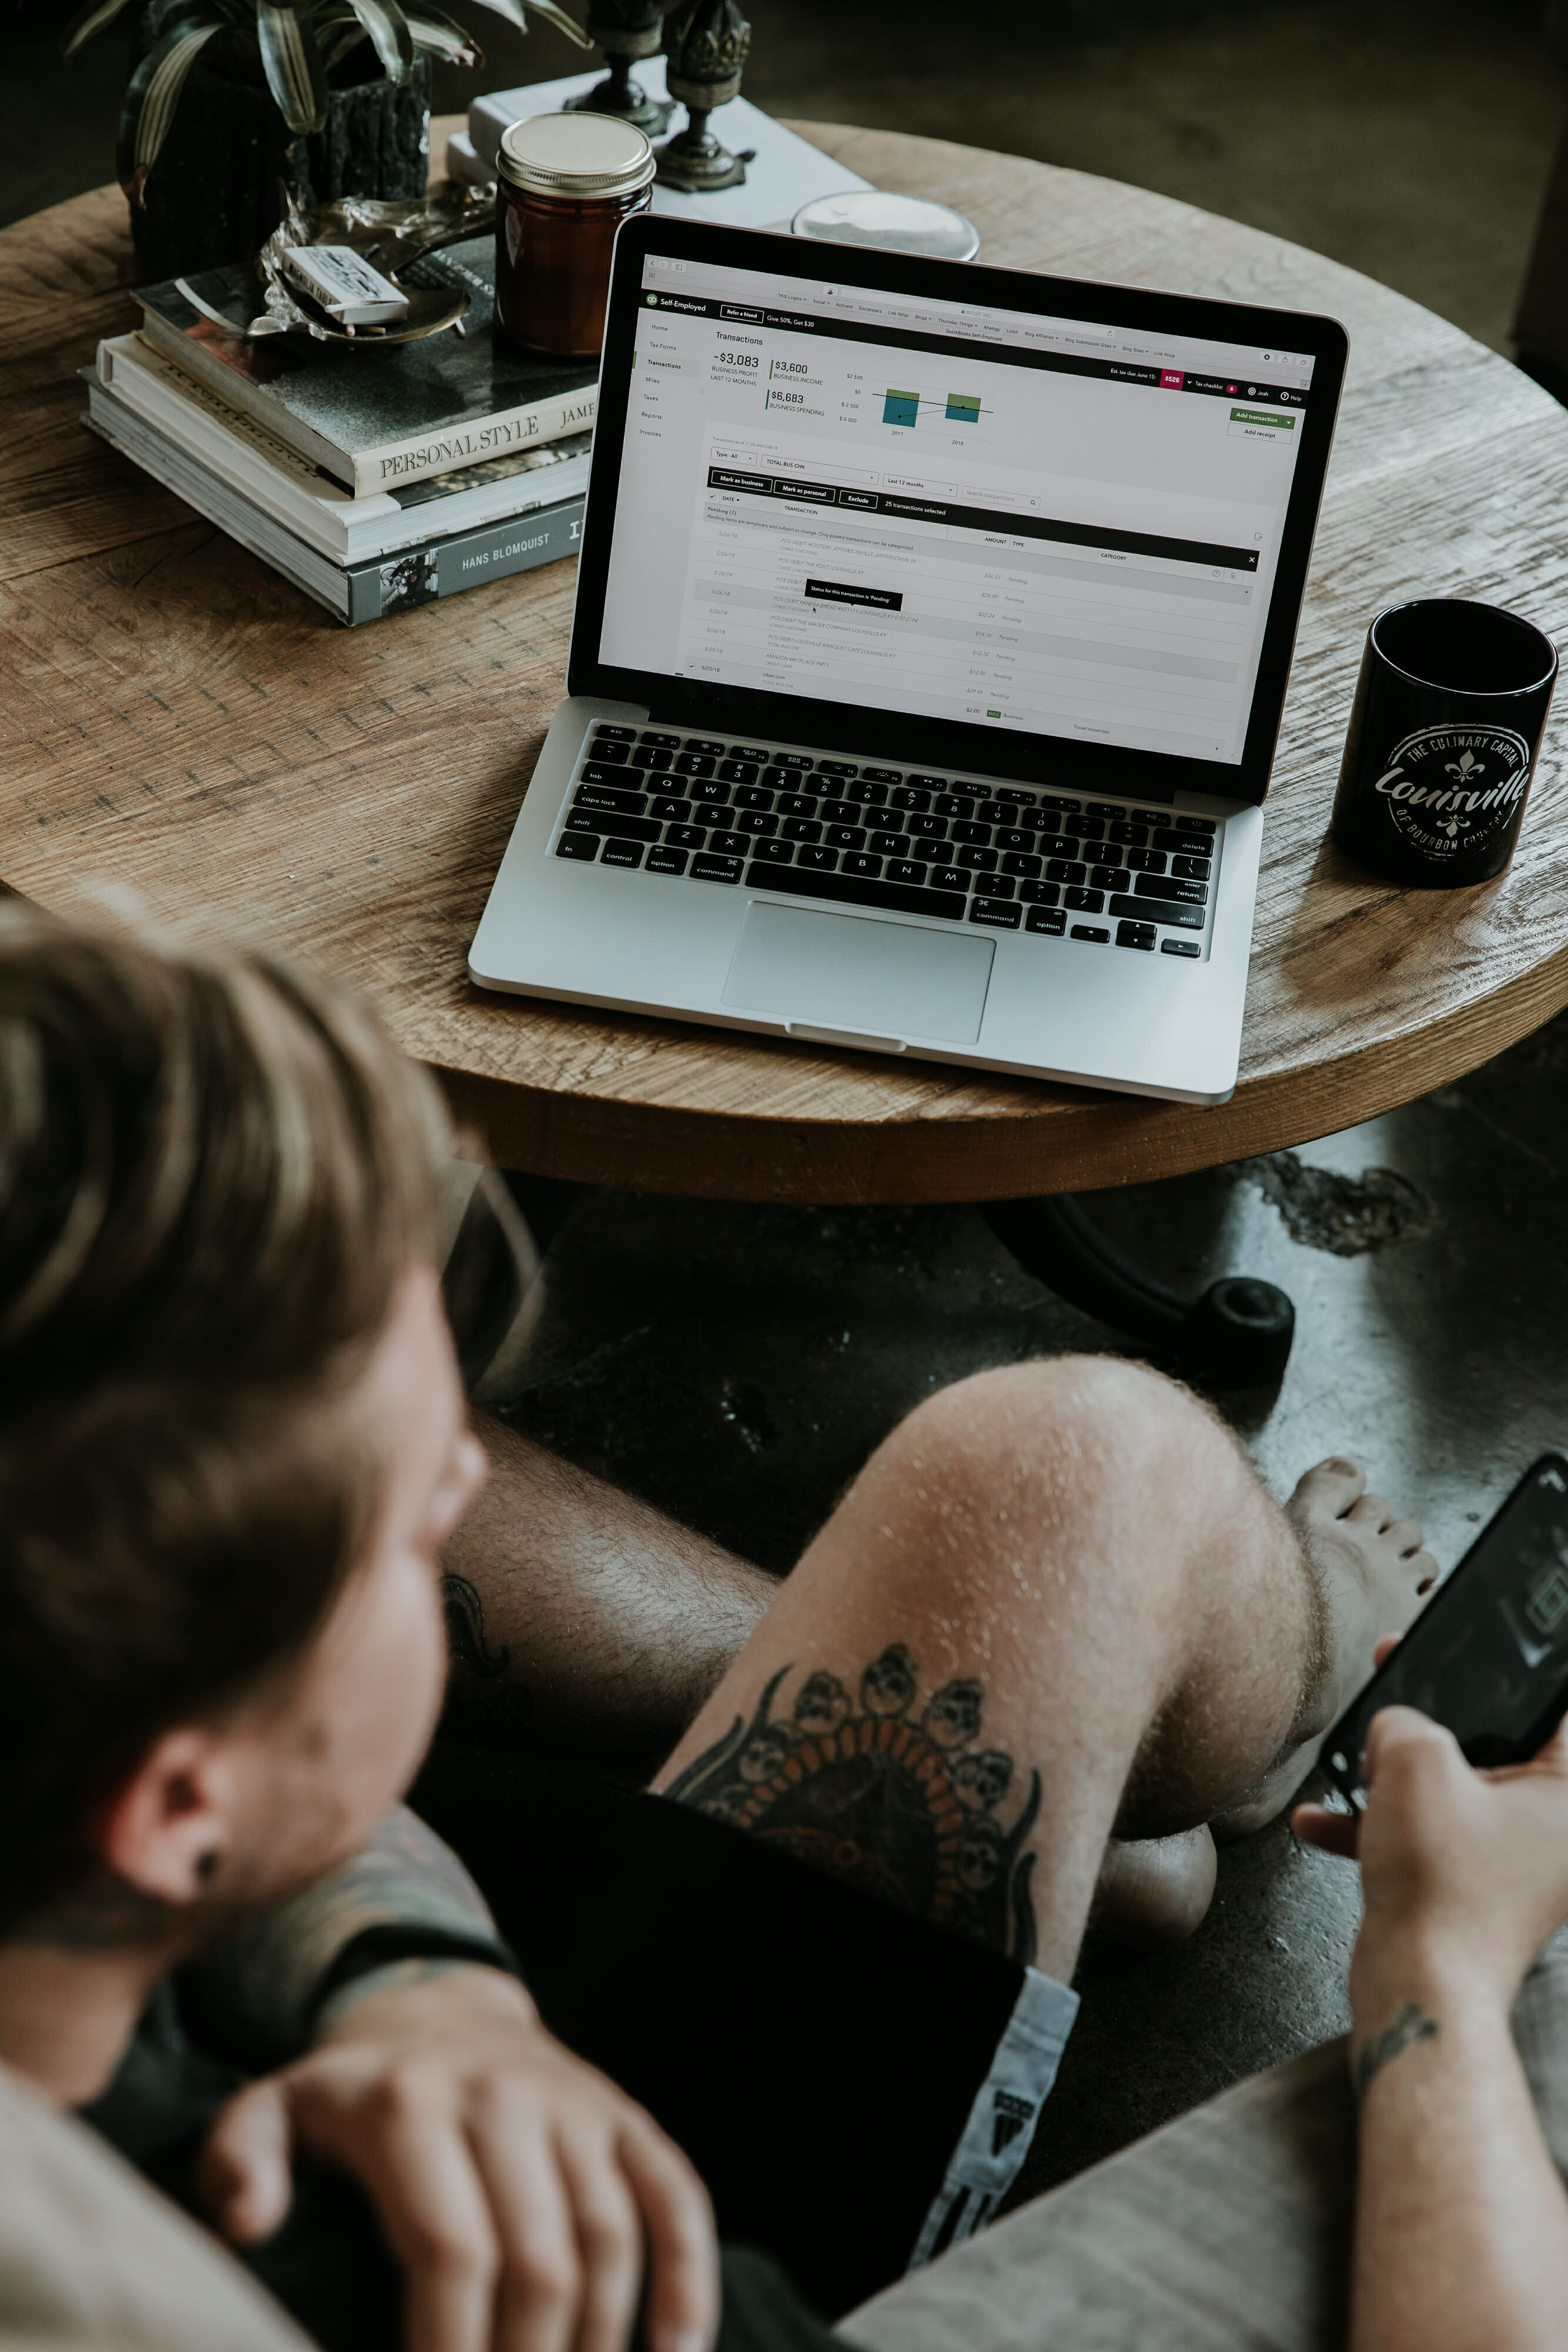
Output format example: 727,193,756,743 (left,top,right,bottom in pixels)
497,112,656,199
791,190,980,262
